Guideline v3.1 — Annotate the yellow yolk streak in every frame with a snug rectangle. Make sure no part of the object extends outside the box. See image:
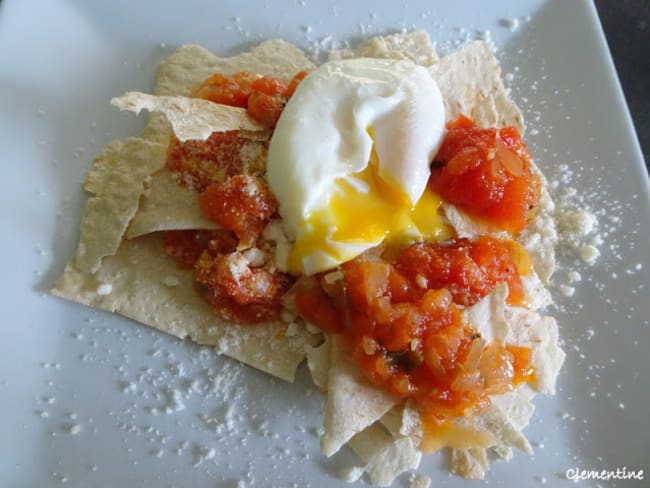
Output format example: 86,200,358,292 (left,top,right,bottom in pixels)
287,149,452,274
